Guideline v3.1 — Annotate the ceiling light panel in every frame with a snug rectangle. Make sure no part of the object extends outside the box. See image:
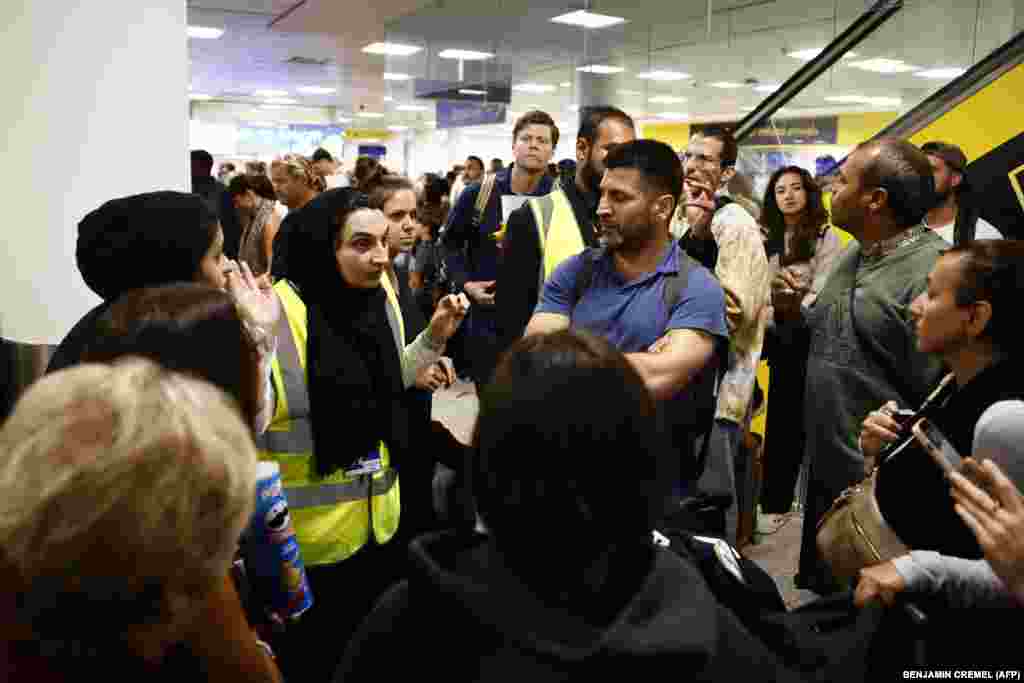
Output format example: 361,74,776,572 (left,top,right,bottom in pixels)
847,58,917,73
787,48,858,61
637,71,690,81
915,67,966,80
512,83,556,93
550,10,627,29
458,89,487,95
439,49,495,60
577,65,625,74
362,42,422,56
383,73,412,81
708,82,744,88
187,26,224,39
